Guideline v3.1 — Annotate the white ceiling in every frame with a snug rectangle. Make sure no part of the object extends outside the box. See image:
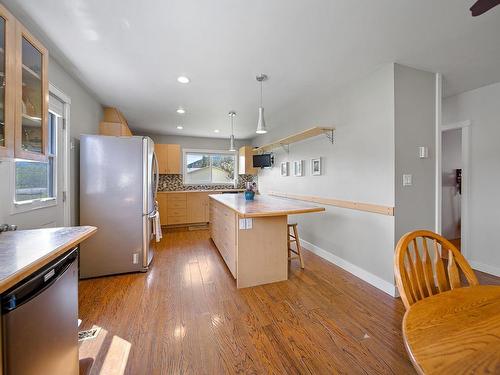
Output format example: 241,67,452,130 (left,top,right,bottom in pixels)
4,0,500,138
